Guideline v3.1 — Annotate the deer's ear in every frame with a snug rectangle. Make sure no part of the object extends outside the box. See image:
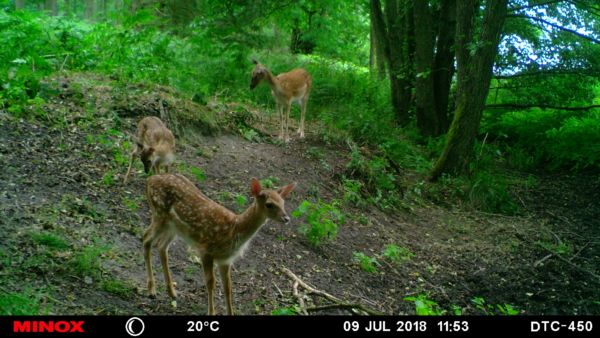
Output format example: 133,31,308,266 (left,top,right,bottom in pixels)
278,182,297,199
251,178,262,197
